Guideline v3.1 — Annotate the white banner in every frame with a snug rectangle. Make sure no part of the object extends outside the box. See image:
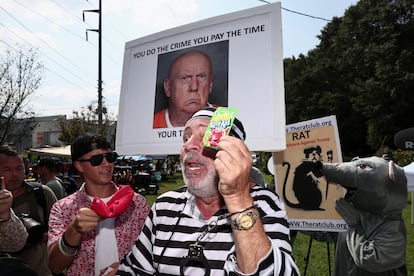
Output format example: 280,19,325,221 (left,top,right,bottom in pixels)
116,2,285,155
